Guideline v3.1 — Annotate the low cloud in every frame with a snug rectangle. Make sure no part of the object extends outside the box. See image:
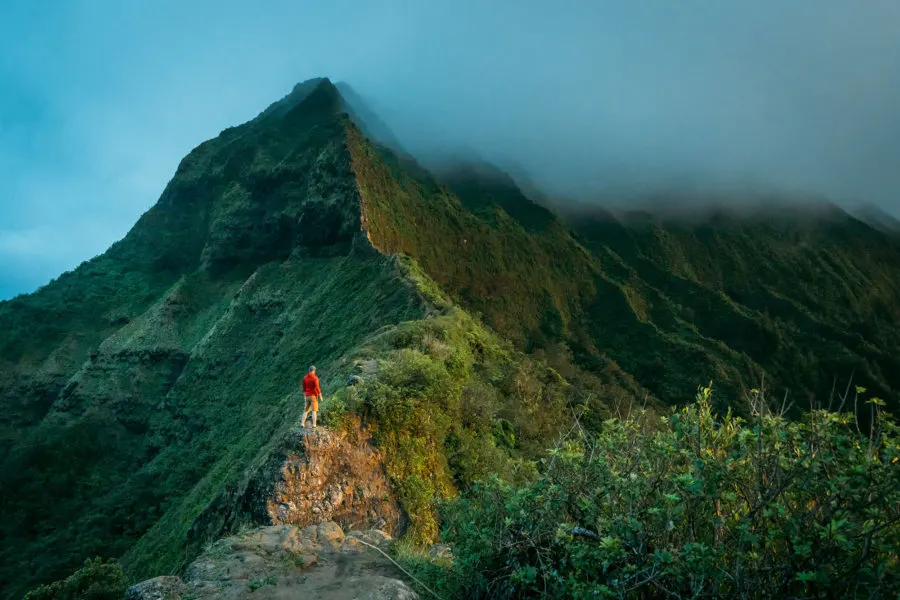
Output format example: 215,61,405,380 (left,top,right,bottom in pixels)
2,0,899,298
